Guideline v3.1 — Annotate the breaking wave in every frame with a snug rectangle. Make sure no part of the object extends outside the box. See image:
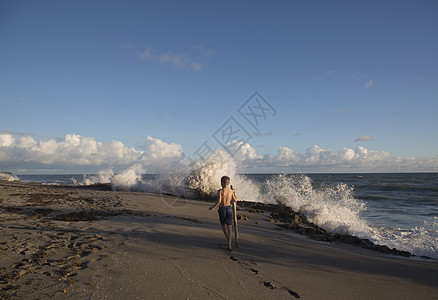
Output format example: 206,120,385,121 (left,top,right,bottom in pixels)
263,174,371,236
0,172,19,182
